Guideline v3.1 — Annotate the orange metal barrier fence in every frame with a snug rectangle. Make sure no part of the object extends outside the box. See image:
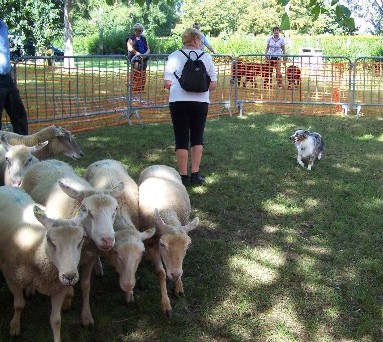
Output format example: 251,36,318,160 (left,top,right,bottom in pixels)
1,54,382,133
